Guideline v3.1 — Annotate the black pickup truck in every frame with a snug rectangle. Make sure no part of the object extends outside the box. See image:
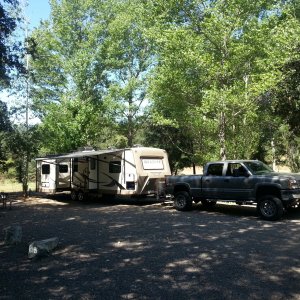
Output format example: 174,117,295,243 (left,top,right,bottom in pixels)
165,160,300,220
